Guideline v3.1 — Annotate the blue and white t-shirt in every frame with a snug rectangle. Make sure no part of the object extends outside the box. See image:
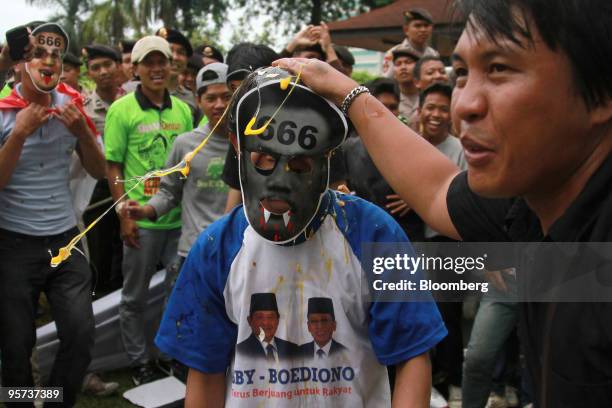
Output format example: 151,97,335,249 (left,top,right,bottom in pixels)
156,191,446,407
